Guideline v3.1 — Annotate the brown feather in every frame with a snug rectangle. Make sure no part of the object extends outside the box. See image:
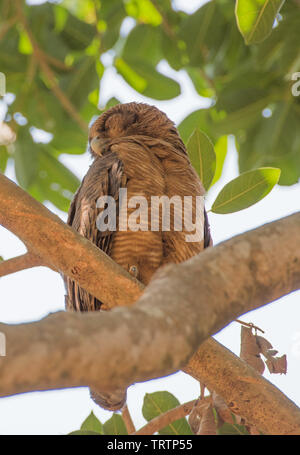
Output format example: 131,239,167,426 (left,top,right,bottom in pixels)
64,102,212,409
